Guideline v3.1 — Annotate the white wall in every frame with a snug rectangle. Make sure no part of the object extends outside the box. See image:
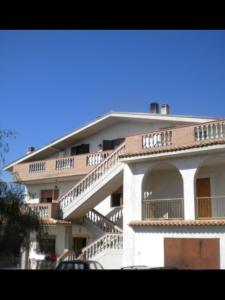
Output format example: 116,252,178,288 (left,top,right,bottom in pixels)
131,227,225,269
43,225,70,256
143,169,183,200
52,120,177,158
94,196,112,216
122,151,225,266
93,249,123,269
25,180,78,203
